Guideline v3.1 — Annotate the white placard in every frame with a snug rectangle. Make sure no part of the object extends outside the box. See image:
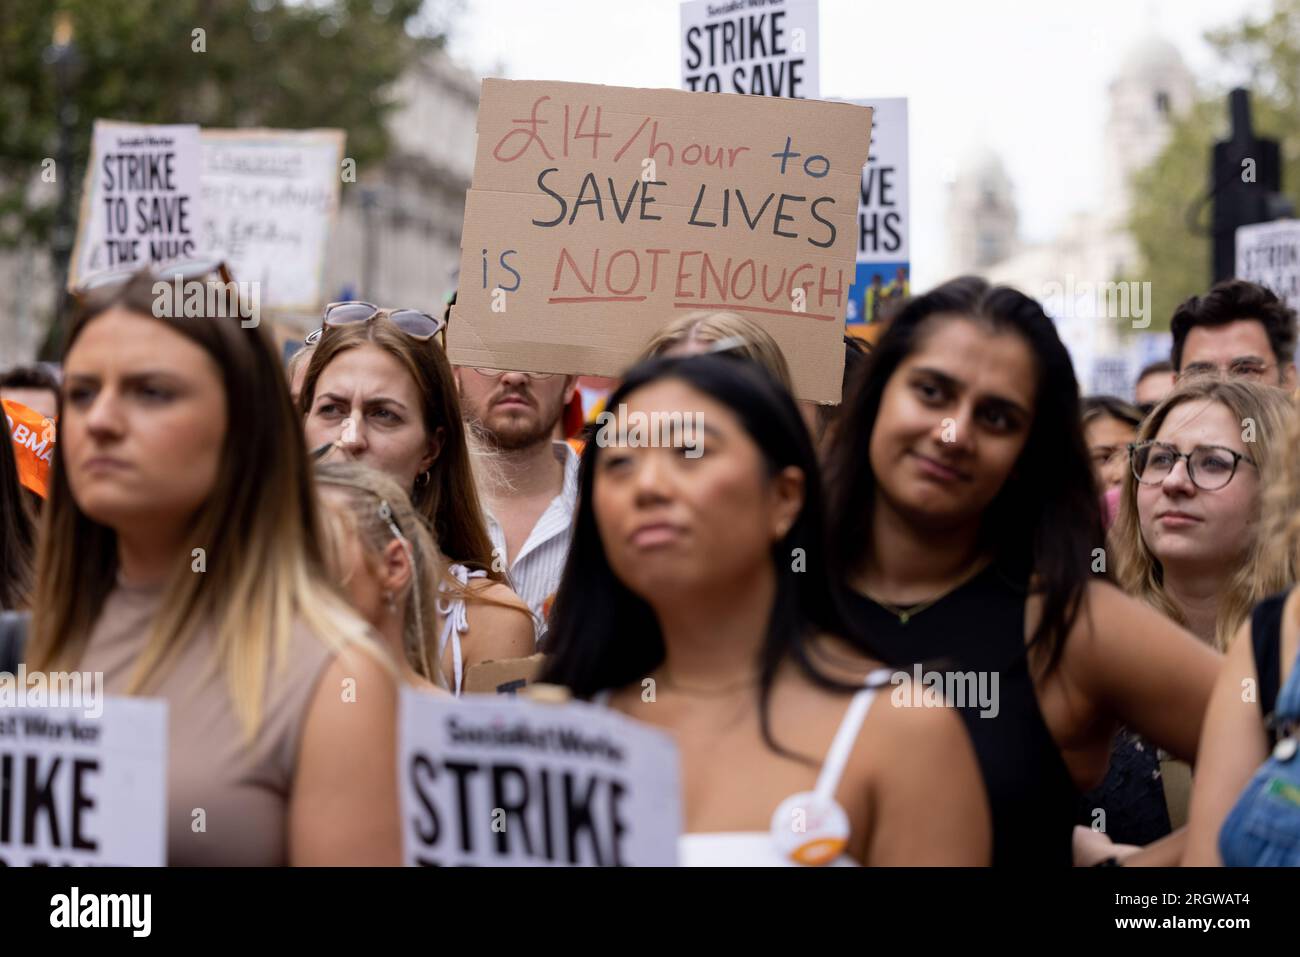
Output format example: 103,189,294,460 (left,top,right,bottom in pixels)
842,97,910,327
0,696,167,866
69,121,202,284
198,129,346,312
1236,219,1300,311
399,688,681,866
680,0,819,99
